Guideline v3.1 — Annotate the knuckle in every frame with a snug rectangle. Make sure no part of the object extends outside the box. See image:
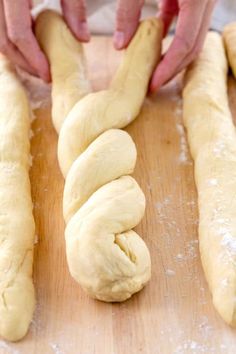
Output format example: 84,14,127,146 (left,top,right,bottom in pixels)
8,27,30,45
8,30,21,44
